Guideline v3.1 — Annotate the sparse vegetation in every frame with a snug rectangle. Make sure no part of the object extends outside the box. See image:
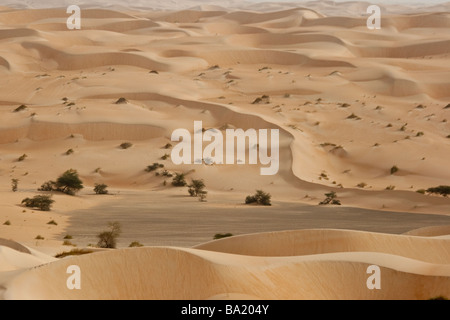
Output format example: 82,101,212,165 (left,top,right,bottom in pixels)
346,113,361,120
47,220,58,226
188,179,208,201
13,105,27,112
390,166,399,175
146,163,164,172
416,104,426,109
163,143,173,149
400,123,408,131
252,95,270,105
444,104,450,109
245,190,272,206
64,235,73,240
115,97,128,104
17,154,27,162
35,235,44,240
319,191,341,205
97,221,121,249
119,142,133,149
94,183,109,195
3,220,11,226
55,248,93,259
416,132,424,137
22,195,55,211
426,186,450,197
172,173,187,187
129,241,144,248
62,240,76,246
214,233,233,240
11,178,19,192
65,149,74,155
161,153,170,160
416,189,426,195
357,182,367,188
38,169,84,196
385,185,396,191
339,103,350,108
